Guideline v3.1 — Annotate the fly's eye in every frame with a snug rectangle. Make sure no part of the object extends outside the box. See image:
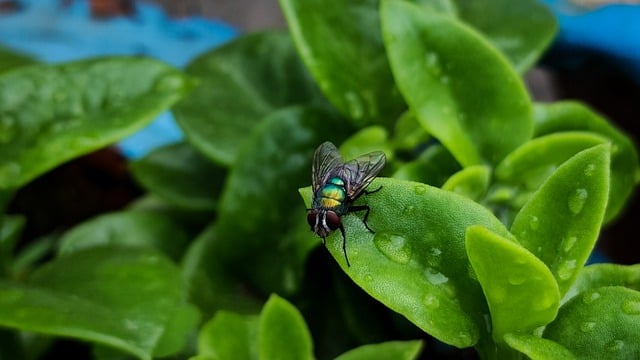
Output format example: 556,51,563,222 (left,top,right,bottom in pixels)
325,211,342,230
307,211,317,229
